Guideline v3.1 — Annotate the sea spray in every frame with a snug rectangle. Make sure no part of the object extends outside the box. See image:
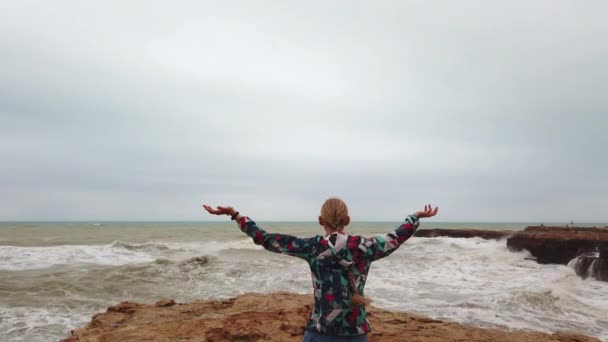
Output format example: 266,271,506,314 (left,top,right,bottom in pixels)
0,244,155,271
